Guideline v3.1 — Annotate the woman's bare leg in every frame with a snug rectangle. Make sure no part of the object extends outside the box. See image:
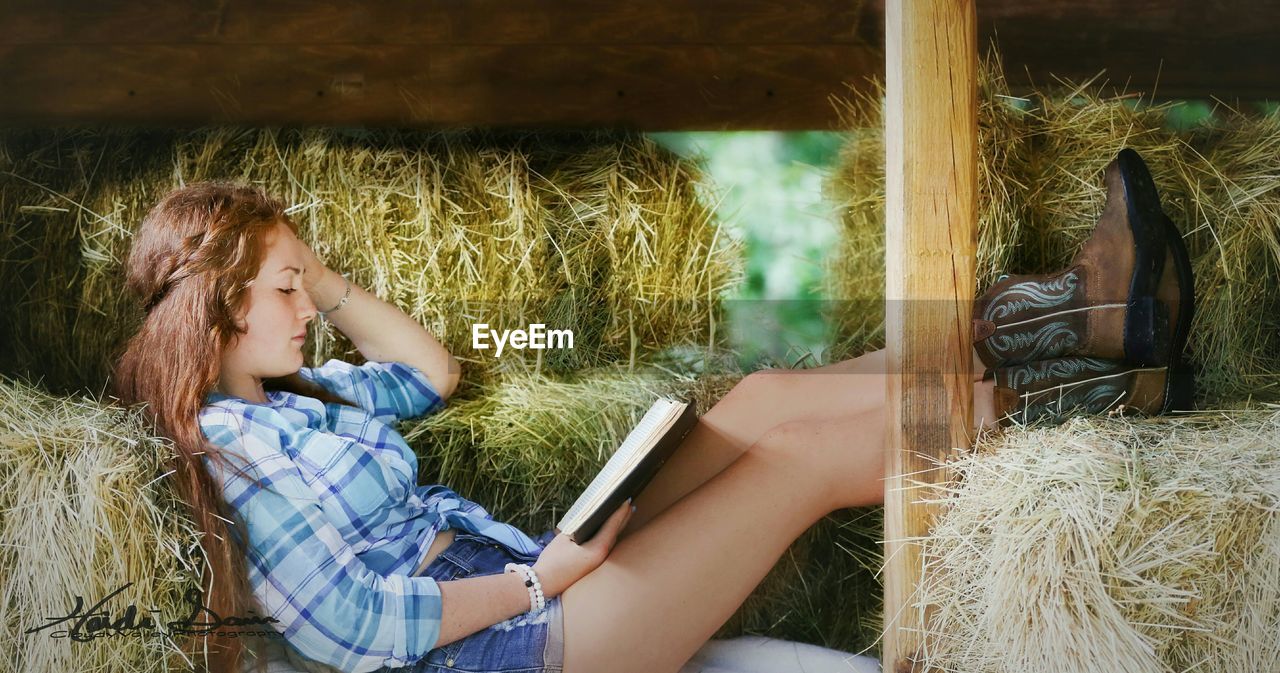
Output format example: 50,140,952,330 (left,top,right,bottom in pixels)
562,377,999,673
561,412,880,673
624,345,992,535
